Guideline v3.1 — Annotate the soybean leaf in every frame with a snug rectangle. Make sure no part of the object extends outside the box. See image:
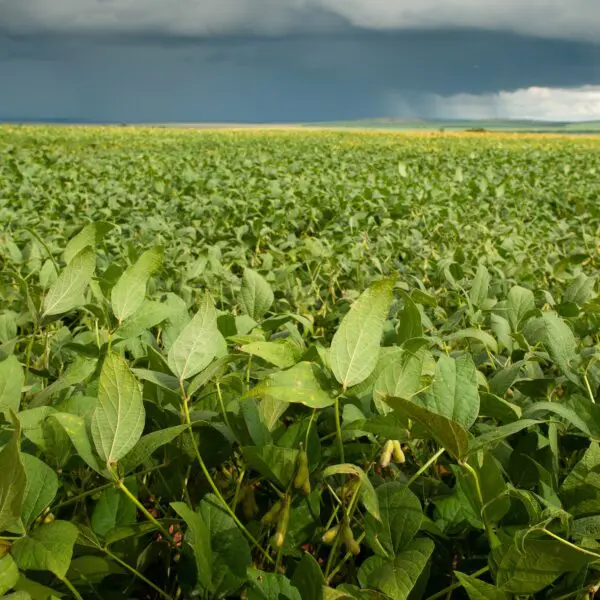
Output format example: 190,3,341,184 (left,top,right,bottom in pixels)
468,419,542,454
365,483,423,556
470,265,490,307
445,328,498,354
247,571,302,600
384,396,469,461
373,342,428,401
493,538,593,594
120,424,188,473
42,247,96,317
115,300,173,339
111,246,163,323
0,555,19,596
330,278,395,390
454,571,507,600
541,312,580,382
421,354,480,428
397,294,422,344
506,286,535,332
242,445,299,488
171,502,214,592
0,418,26,532
290,554,324,600
11,520,78,579
91,353,146,468
244,362,334,409
63,221,113,264
523,396,600,439
20,454,58,528
358,538,434,599
167,293,223,381
241,268,274,321
91,479,137,537
240,341,298,369
51,413,104,474
0,355,23,414
197,494,252,597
